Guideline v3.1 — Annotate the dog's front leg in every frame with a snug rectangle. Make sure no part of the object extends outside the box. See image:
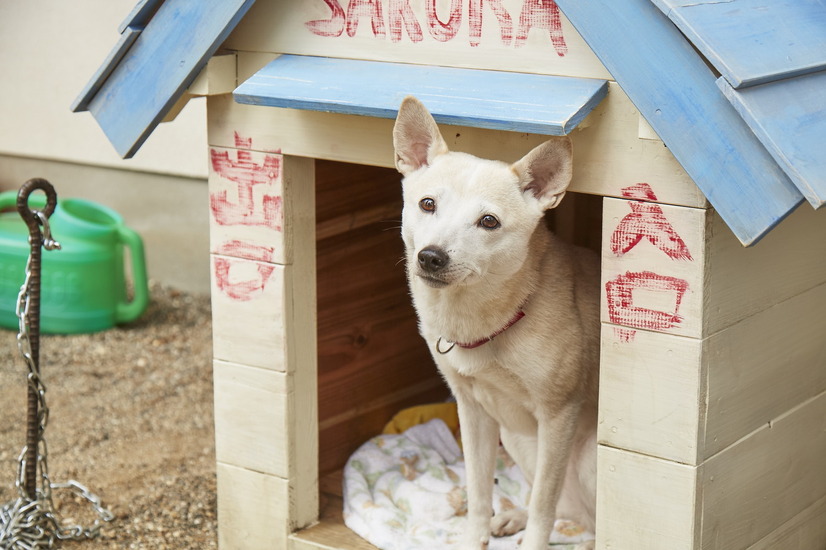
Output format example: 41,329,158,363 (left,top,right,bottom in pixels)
520,403,580,550
455,394,499,550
